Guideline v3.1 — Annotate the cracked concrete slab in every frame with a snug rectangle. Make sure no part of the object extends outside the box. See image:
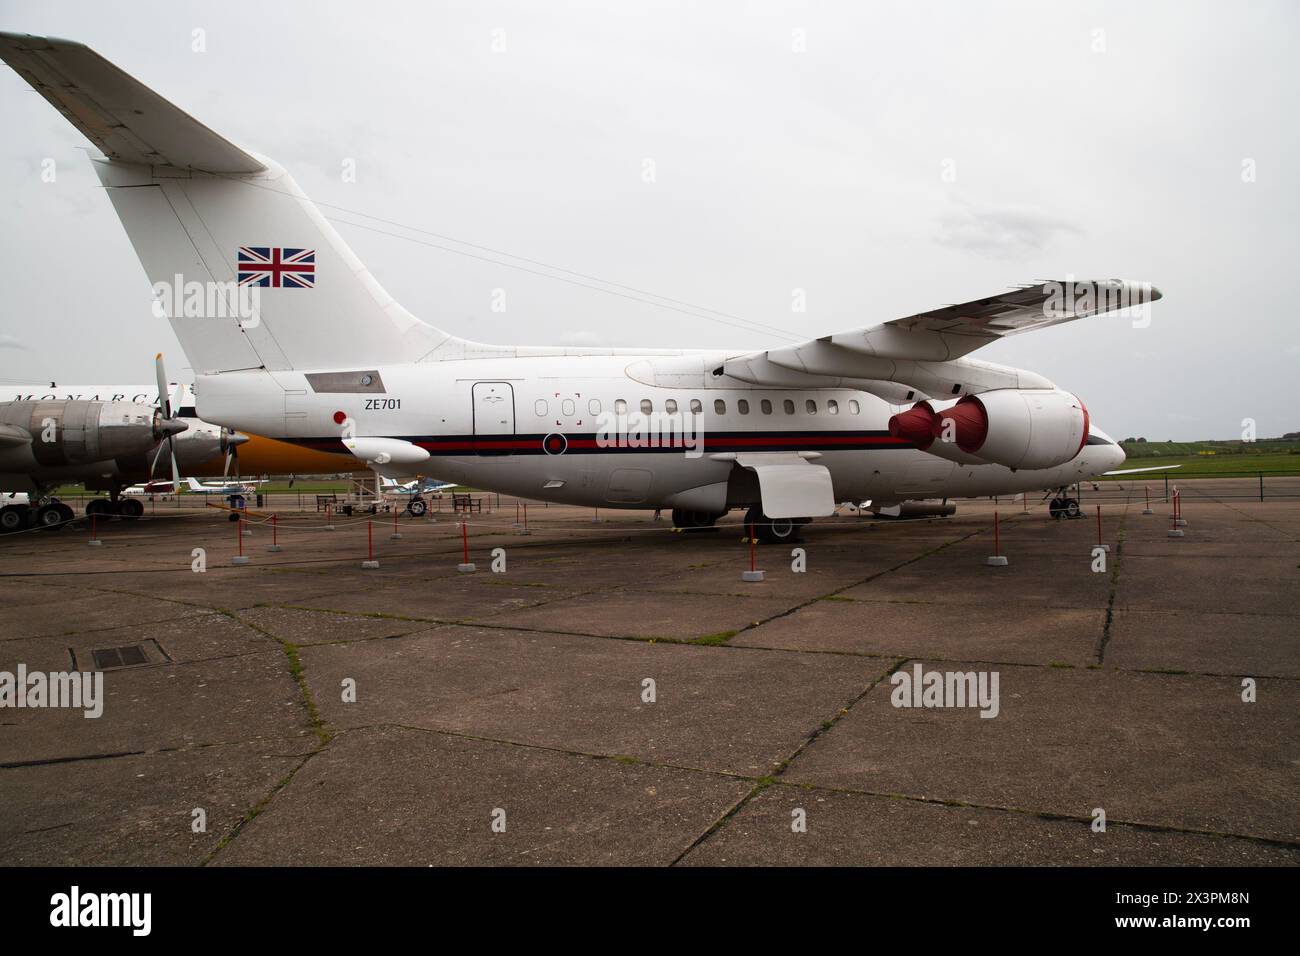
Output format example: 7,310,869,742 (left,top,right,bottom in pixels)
212,725,752,865
296,624,895,776
680,785,1300,866
783,661,1300,844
